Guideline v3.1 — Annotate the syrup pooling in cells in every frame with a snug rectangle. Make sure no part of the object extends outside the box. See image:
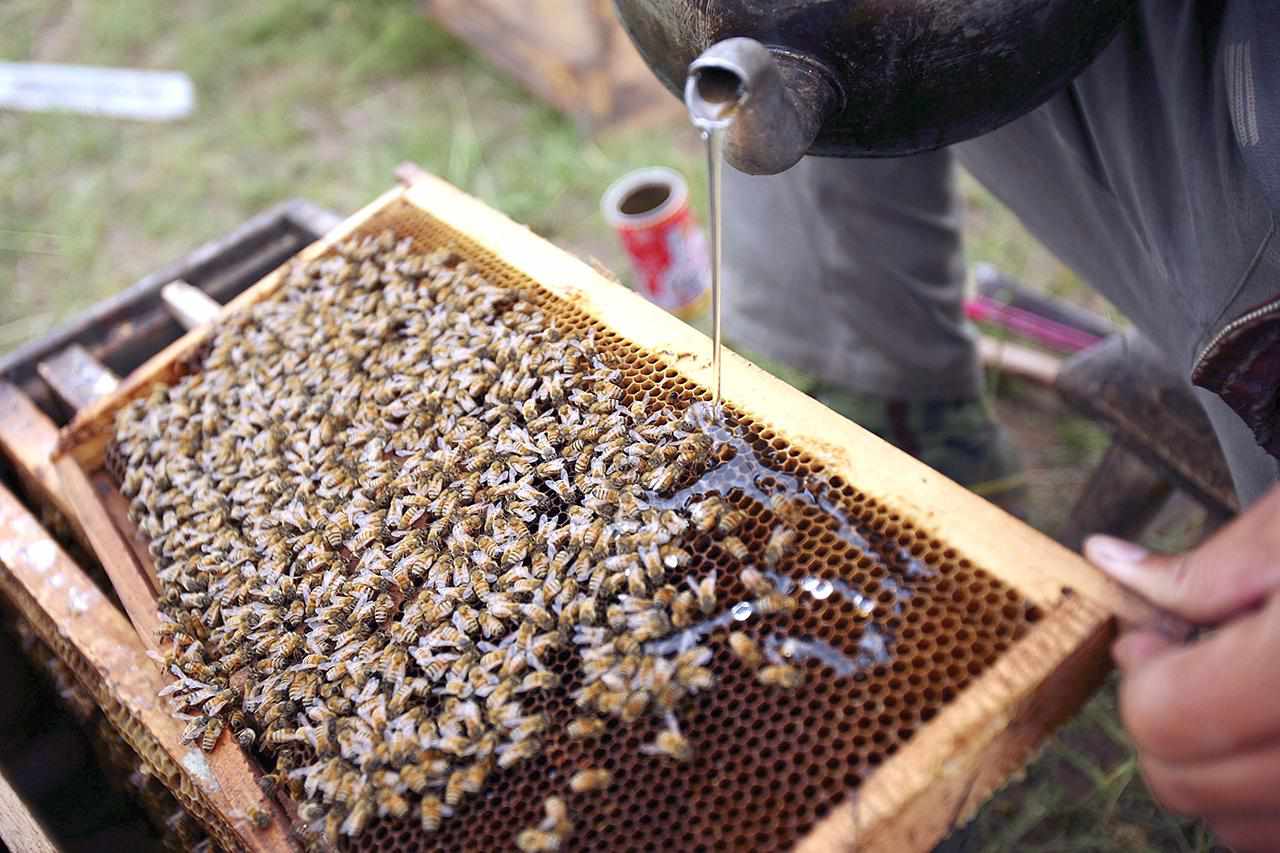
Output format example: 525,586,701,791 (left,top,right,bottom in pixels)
111,221,1041,852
